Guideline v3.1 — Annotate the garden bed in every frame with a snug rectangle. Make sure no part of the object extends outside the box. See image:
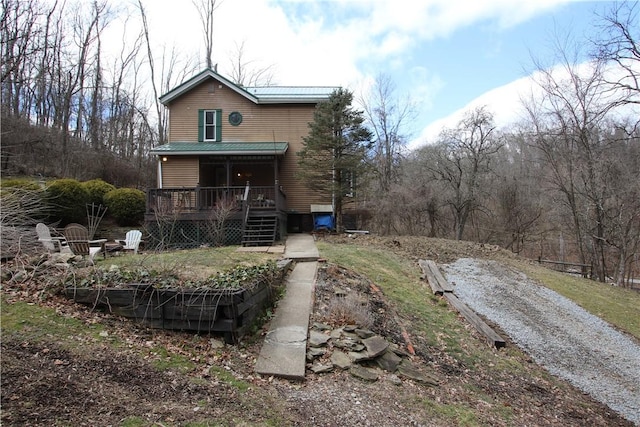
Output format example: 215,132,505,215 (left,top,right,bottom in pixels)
64,259,292,343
